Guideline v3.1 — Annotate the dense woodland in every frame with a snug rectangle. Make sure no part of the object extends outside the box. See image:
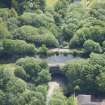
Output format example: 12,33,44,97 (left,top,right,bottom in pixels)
0,0,105,105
